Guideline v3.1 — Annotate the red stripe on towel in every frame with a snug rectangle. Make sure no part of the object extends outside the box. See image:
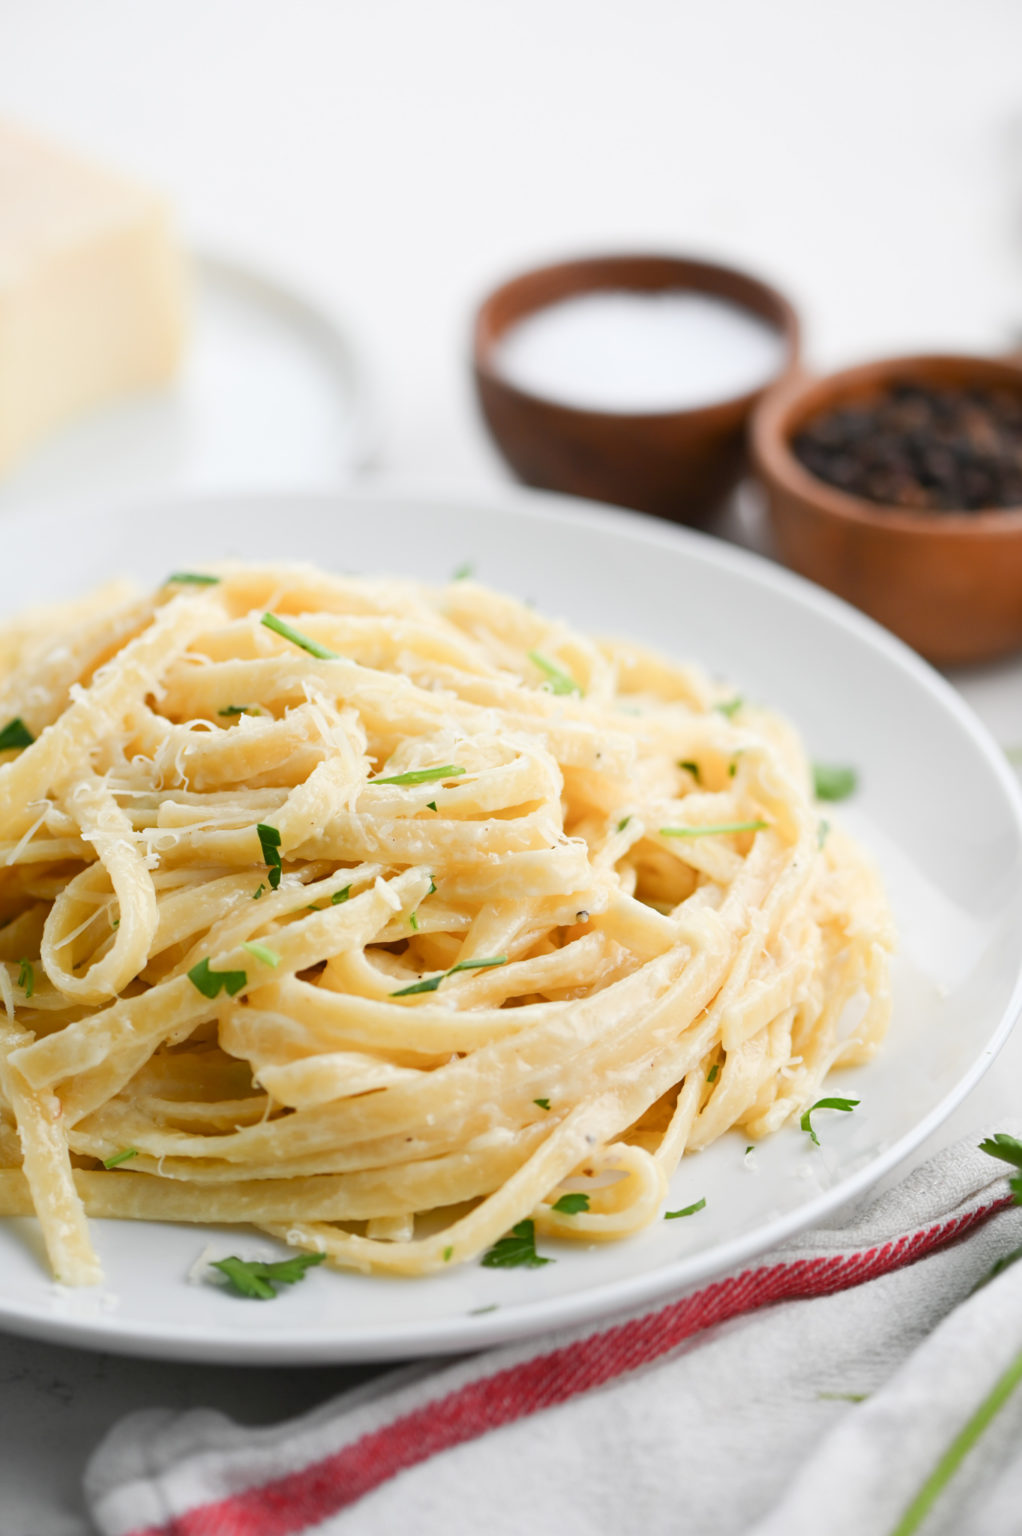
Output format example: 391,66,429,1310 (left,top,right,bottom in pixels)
128,1196,1008,1536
